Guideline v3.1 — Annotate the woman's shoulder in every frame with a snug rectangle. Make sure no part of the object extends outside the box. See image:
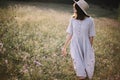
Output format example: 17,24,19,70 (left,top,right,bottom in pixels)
69,16,94,23
71,16,94,20
70,16,79,21
86,17,95,26
87,16,94,22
